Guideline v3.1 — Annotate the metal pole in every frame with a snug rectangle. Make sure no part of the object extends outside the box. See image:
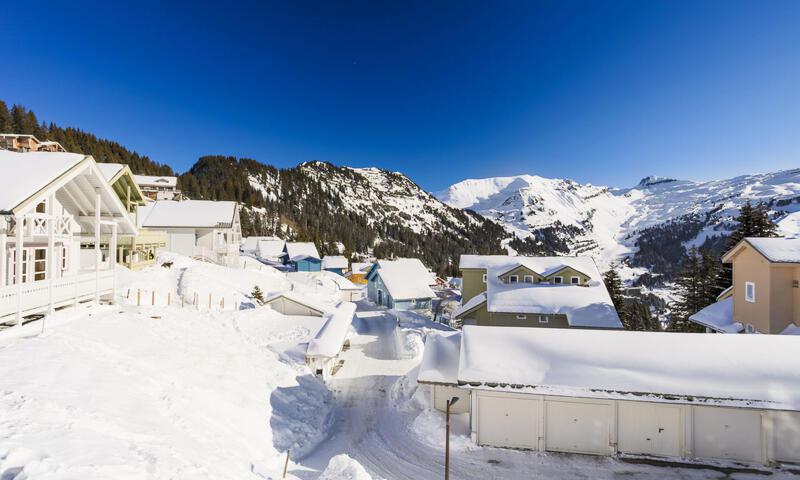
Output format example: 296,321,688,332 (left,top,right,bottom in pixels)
445,399,451,480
